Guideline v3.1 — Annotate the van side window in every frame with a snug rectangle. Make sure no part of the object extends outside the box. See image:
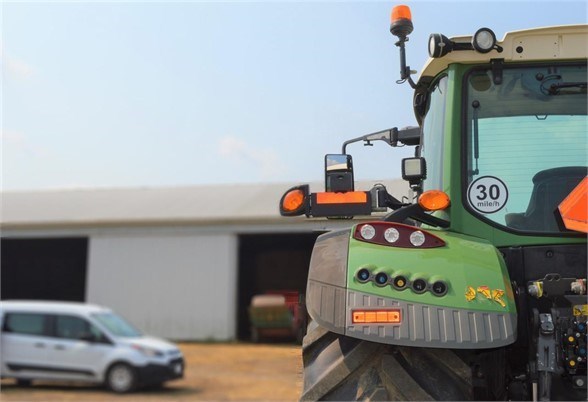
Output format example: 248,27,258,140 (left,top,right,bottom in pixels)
3,313,49,336
55,315,106,342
